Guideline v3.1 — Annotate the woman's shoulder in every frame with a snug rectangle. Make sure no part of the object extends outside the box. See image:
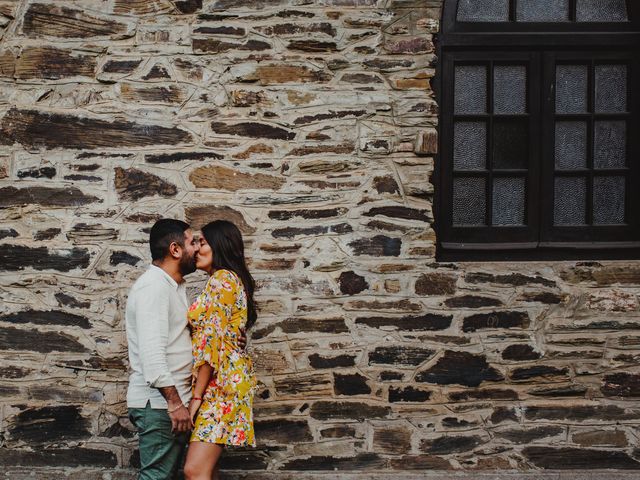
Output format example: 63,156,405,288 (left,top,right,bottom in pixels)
212,268,241,288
